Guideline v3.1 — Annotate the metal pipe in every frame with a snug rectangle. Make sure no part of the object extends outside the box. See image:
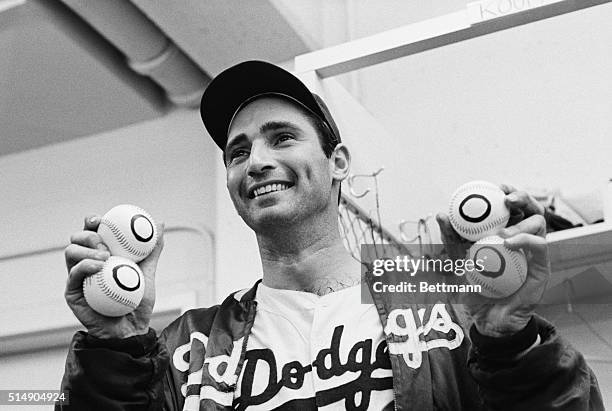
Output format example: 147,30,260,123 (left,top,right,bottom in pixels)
59,0,209,107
